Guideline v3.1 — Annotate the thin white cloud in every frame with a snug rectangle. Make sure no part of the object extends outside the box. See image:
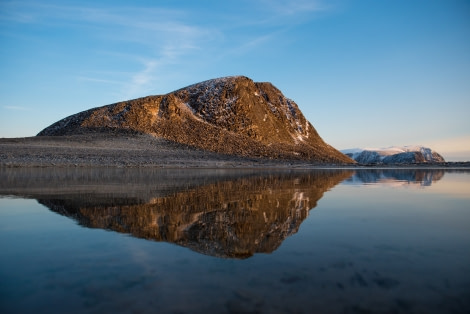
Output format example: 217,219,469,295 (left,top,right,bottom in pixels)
1,0,333,100
219,0,328,29
0,2,210,42
125,59,159,98
259,0,327,16
3,105,29,111
0,2,215,97
219,32,280,59
76,76,123,85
